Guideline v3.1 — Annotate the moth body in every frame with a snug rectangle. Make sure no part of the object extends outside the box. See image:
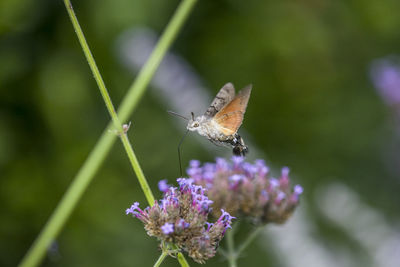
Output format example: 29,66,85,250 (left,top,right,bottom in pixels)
187,116,231,142
186,82,252,156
